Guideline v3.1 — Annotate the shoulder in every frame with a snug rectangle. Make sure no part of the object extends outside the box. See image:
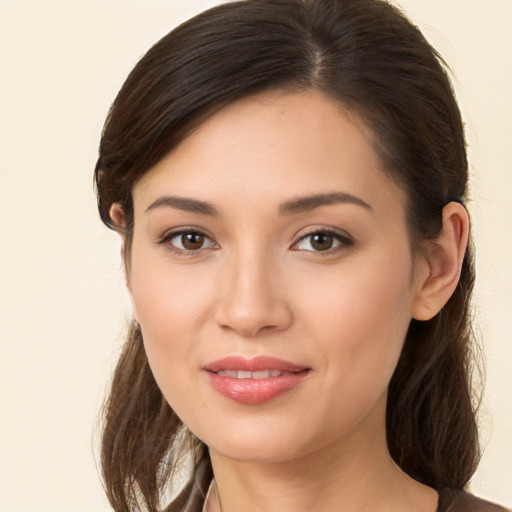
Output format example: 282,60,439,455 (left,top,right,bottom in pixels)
438,488,510,512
